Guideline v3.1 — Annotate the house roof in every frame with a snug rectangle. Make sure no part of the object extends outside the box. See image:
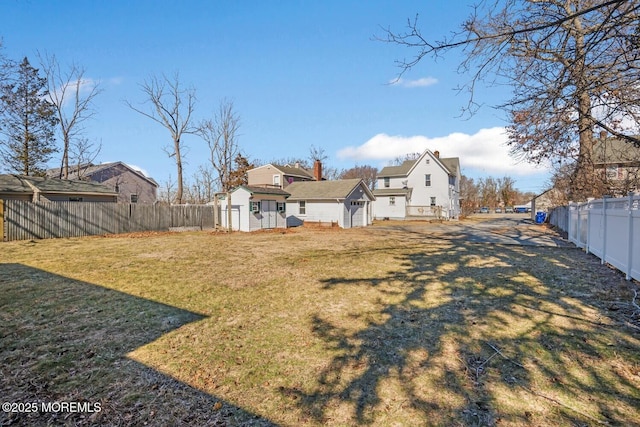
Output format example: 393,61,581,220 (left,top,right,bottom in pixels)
377,153,460,178
274,164,315,179
372,188,413,197
440,157,460,176
46,162,159,187
593,138,640,164
285,178,371,201
377,160,417,178
0,175,118,196
235,185,290,197
0,175,33,194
